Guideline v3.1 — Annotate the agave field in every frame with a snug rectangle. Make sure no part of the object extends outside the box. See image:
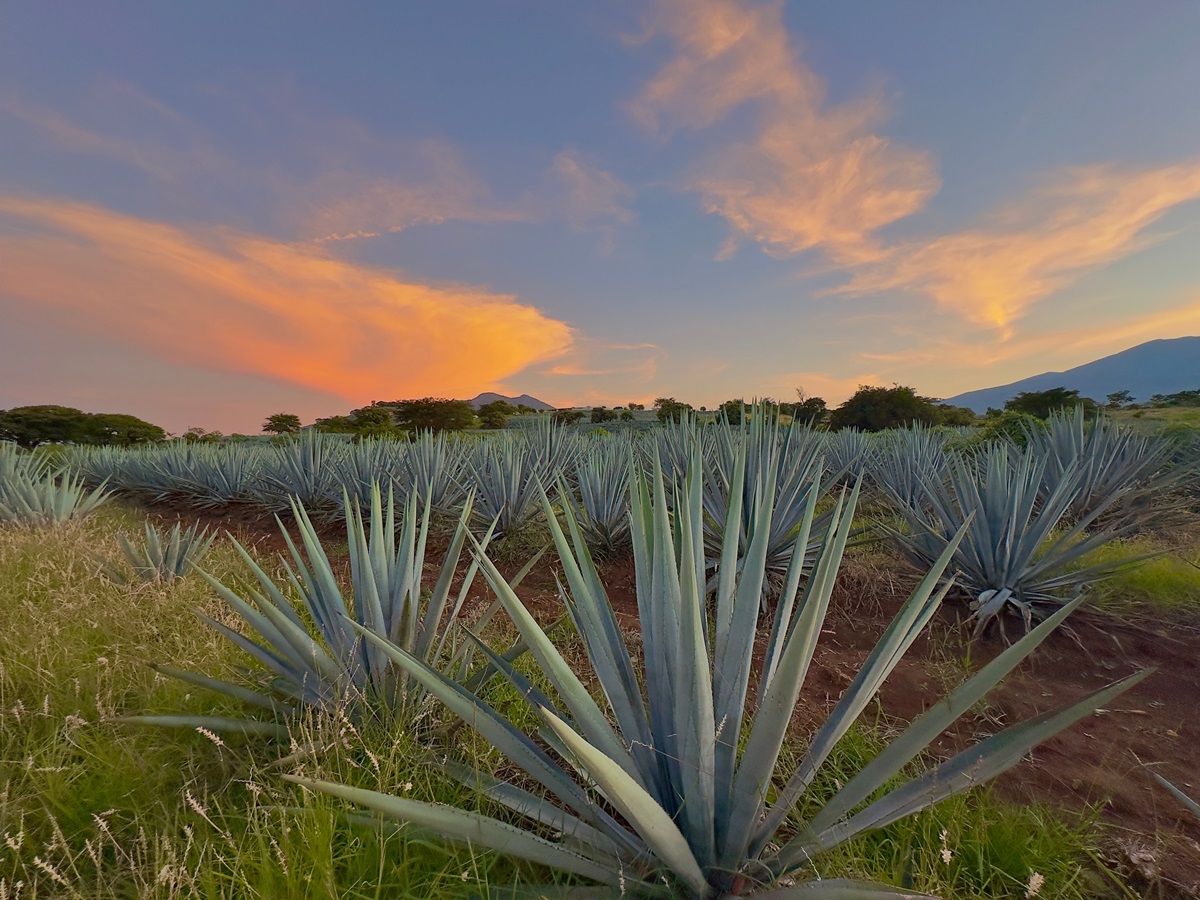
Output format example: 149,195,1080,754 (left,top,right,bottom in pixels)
2,409,1200,898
